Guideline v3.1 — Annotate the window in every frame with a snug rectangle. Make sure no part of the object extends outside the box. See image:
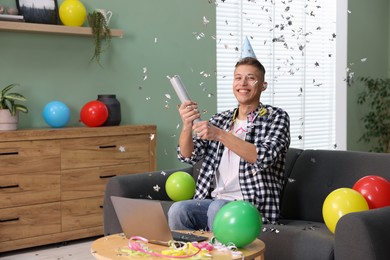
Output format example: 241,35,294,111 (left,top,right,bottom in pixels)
216,0,347,150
